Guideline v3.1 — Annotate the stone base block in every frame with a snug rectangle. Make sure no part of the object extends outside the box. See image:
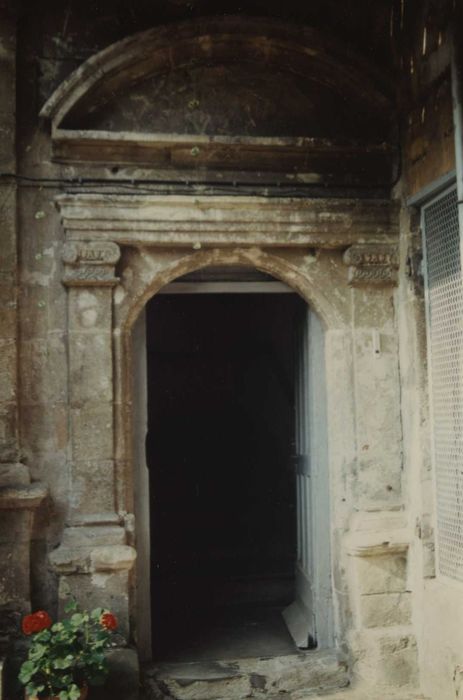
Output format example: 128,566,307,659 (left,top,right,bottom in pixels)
359,592,412,628
100,648,140,700
349,628,419,690
58,571,131,636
